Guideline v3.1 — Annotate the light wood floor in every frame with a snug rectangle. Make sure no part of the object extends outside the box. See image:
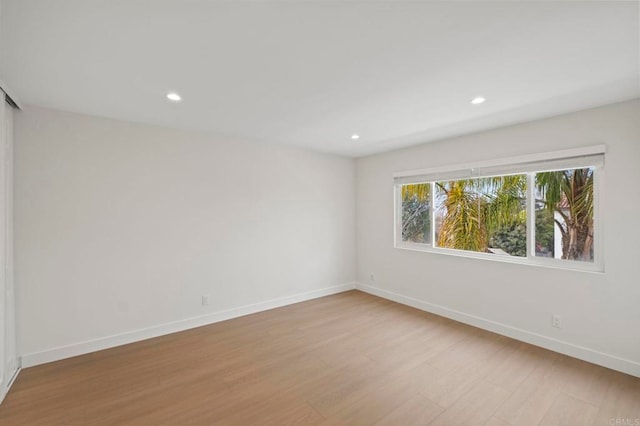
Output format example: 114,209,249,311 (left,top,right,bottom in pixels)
1,291,638,425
